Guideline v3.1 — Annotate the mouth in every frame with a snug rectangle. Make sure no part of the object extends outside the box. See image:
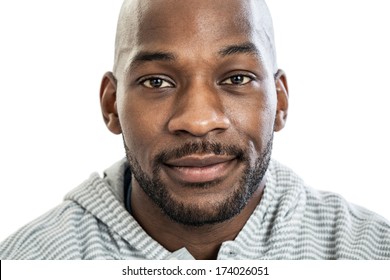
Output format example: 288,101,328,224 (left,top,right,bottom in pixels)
163,154,237,184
